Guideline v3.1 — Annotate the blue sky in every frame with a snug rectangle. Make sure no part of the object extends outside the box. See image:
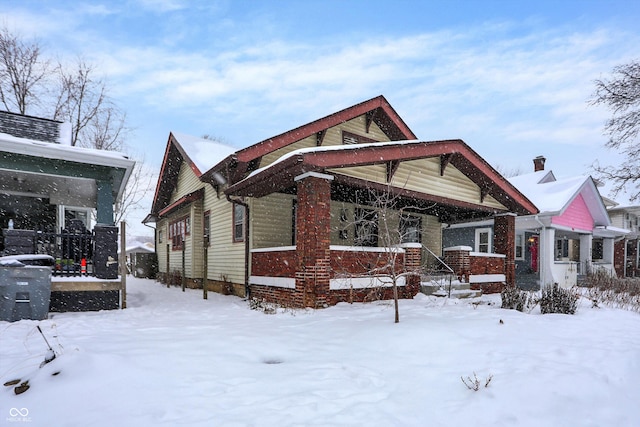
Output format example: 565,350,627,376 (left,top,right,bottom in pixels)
2,0,640,233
